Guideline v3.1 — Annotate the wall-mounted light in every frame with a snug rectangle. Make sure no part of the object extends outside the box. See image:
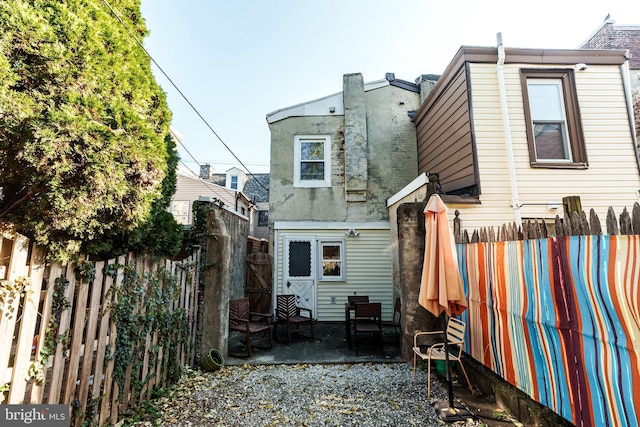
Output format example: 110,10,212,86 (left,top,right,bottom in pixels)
575,63,588,71
345,229,359,237
329,106,336,113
